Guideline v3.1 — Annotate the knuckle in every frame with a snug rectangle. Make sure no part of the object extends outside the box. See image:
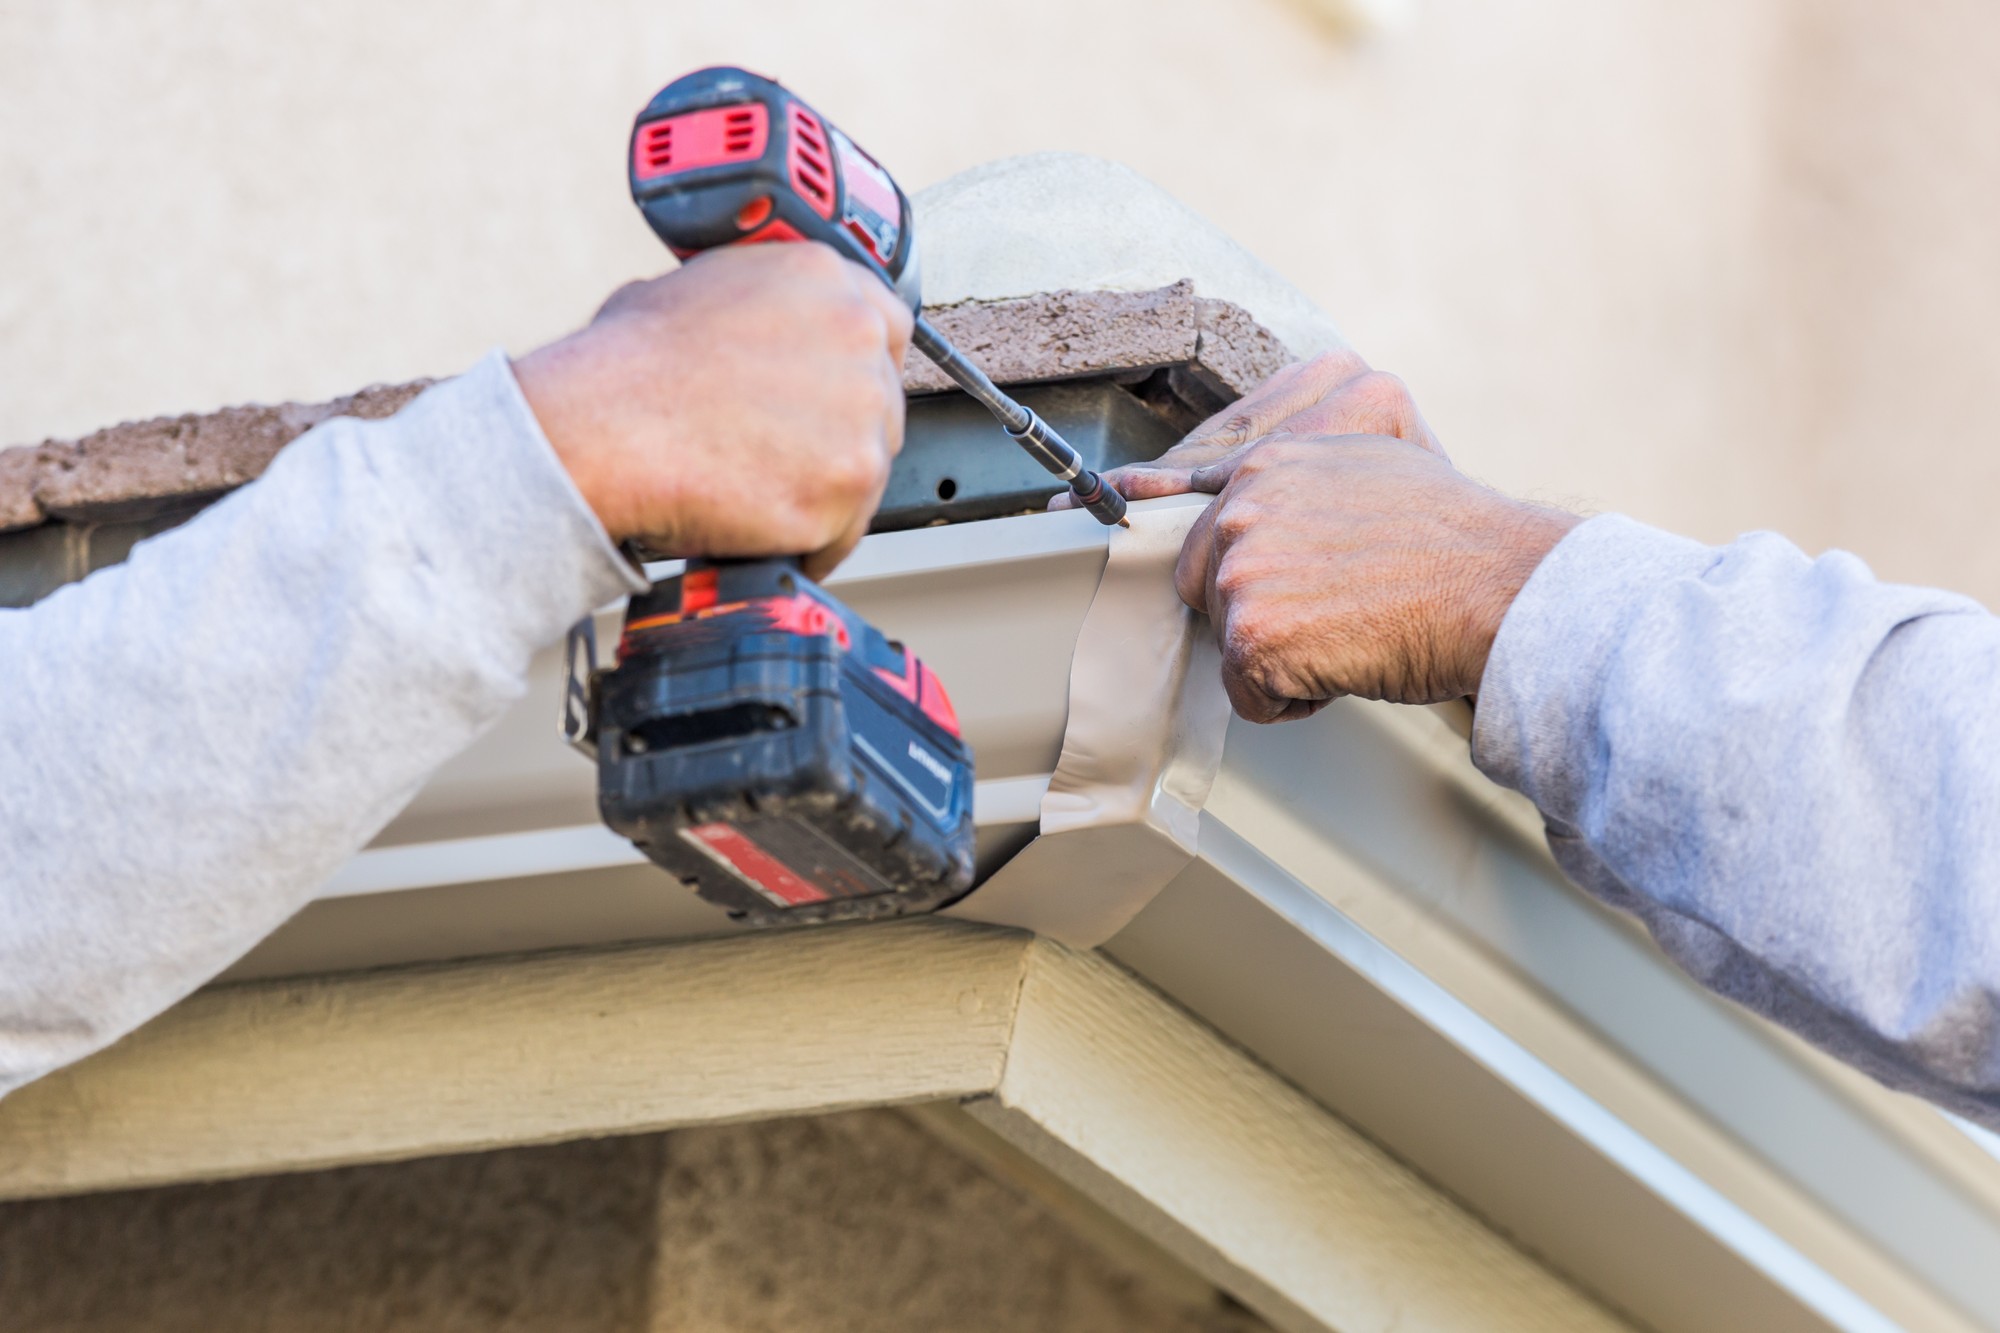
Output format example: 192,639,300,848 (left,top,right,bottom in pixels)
824,297,886,351
1295,348,1368,393
1211,546,1268,600
1357,369,1410,405
1230,439,1300,481
823,439,888,500
1348,370,1416,425
848,374,897,426
594,278,652,320
1212,500,1262,545
1221,607,1282,679
1299,349,1355,378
